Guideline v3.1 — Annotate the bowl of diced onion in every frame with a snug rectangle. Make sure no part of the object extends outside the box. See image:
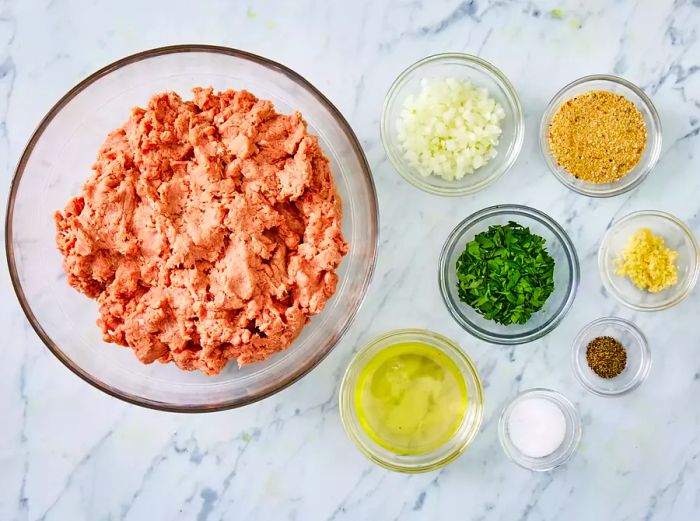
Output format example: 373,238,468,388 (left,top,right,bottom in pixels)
381,53,524,197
